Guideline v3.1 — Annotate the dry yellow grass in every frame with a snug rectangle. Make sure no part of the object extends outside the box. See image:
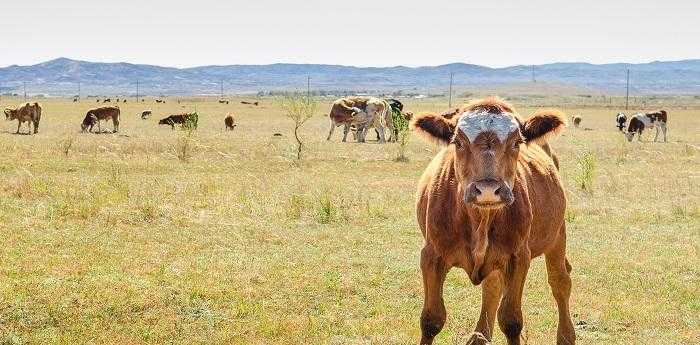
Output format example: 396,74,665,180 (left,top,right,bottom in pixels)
0,95,697,344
